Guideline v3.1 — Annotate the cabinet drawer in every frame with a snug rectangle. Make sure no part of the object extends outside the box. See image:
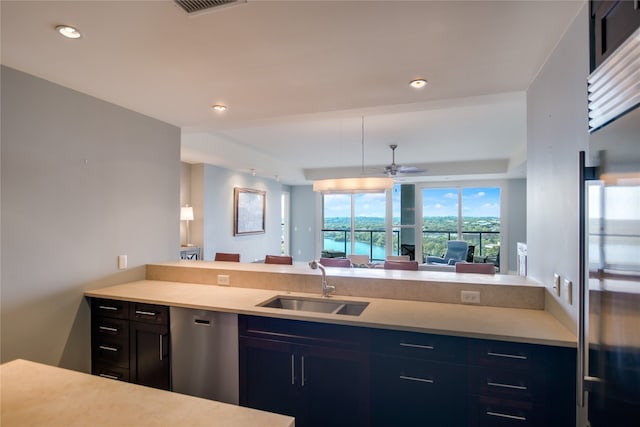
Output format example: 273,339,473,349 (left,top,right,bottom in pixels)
373,354,466,390
468,340,535,371
92,298,129,319
372,328,465,362
469,395,535,427
92,337,130,368
469,367,536,400
240,315,369,351
92,363,130,382
371,354,466,427
92,317,129,340
130,302,168,325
